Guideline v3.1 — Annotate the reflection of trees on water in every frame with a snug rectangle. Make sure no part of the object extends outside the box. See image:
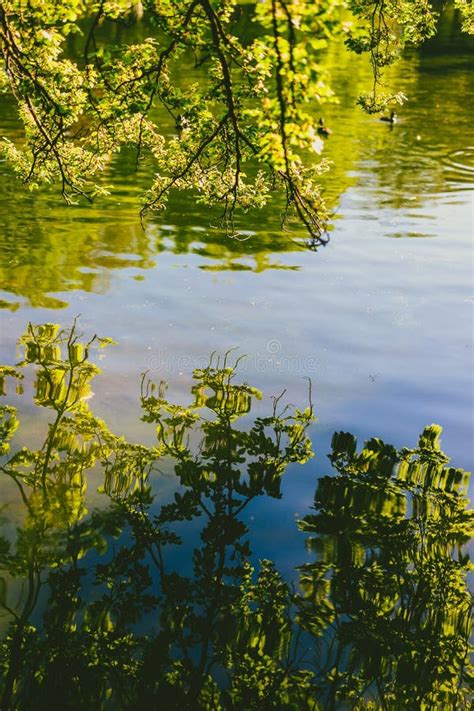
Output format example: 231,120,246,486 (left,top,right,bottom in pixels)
0,178,309,311
2,6,472,312
0,198,156,309
360,7,474,209
0,323,472,709
316,6,474,221
299,428,472,709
